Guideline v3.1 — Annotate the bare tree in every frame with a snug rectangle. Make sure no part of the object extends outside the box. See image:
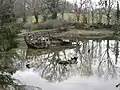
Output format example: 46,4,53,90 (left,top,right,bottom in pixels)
29,0,44,23
98,0,104,23
82,1,90,24
44,0,60,19
14,0,29,22
23,0,27,22
73,0,89,22
114,40,119,64
116,1,120,25
14,0,43,23
14,0,25,18
60,0,67,19
104,0,115,25
89,0,94,24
